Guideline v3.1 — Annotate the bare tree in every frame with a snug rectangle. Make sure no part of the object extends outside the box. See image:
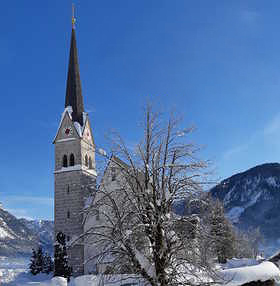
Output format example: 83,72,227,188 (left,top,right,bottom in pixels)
84,104,219,286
